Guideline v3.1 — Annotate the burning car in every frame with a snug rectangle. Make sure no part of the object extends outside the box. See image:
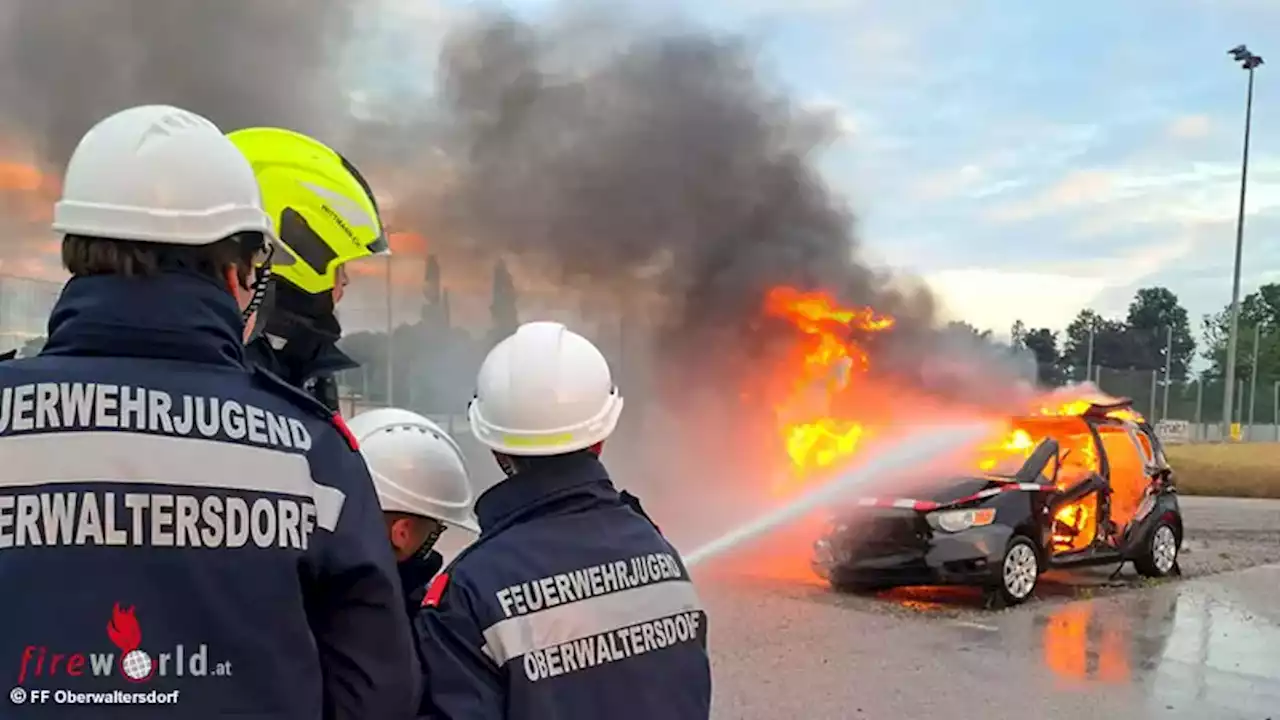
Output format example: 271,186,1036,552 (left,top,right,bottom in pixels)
811,397,1182,606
